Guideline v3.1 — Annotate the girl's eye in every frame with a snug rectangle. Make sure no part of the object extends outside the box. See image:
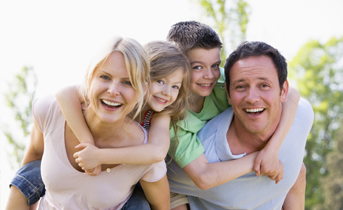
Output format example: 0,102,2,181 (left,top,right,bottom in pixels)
123,81,132,86
100,75,110,80
172,85,180,90
157,80,164,84
192,66,202,70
